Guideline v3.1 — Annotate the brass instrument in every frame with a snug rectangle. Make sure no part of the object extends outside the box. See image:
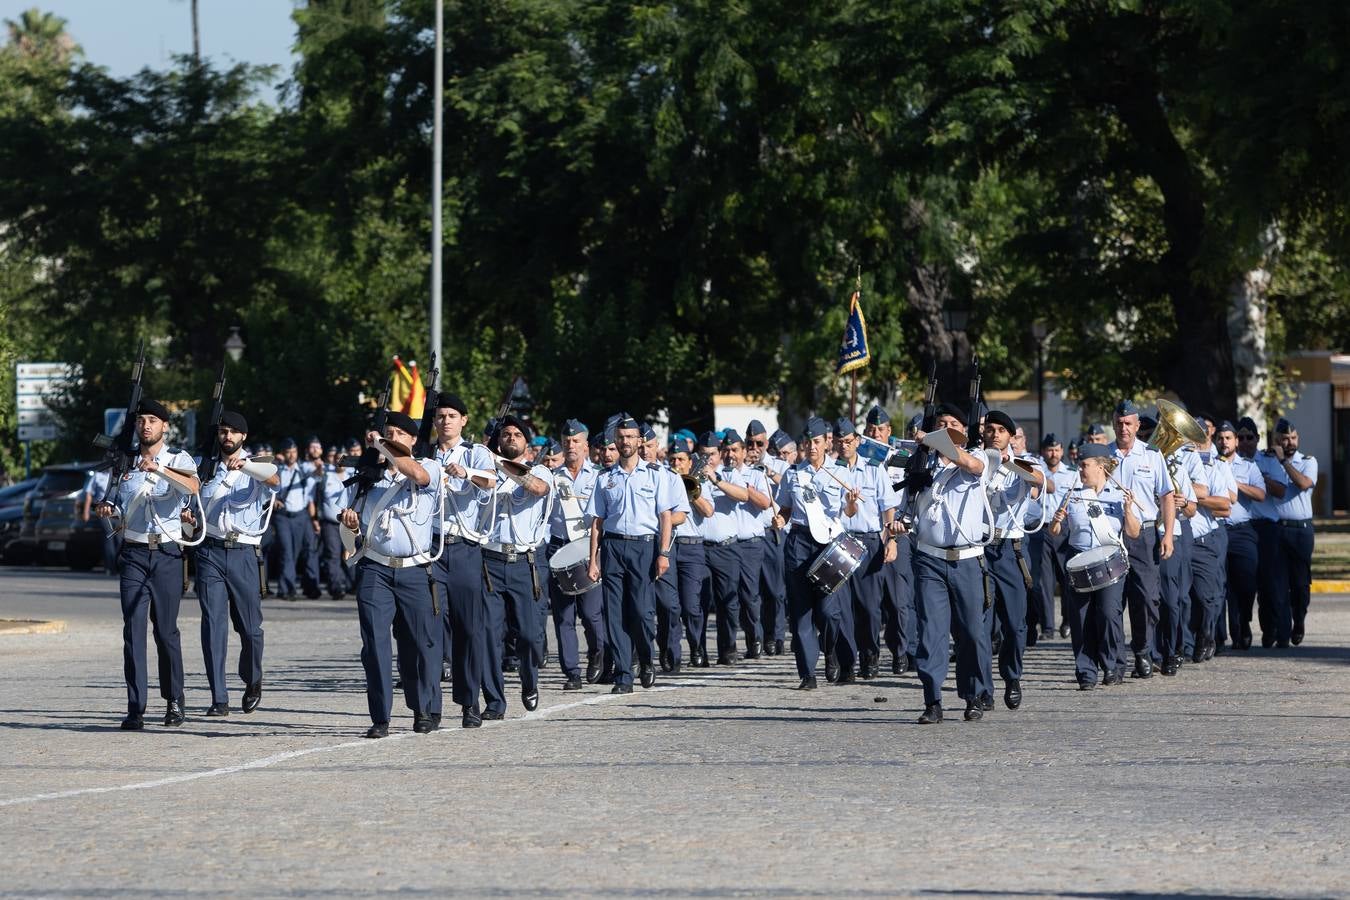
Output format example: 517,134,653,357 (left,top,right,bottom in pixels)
682,453,711,501
681,474,702,502
1147,398,1206,494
